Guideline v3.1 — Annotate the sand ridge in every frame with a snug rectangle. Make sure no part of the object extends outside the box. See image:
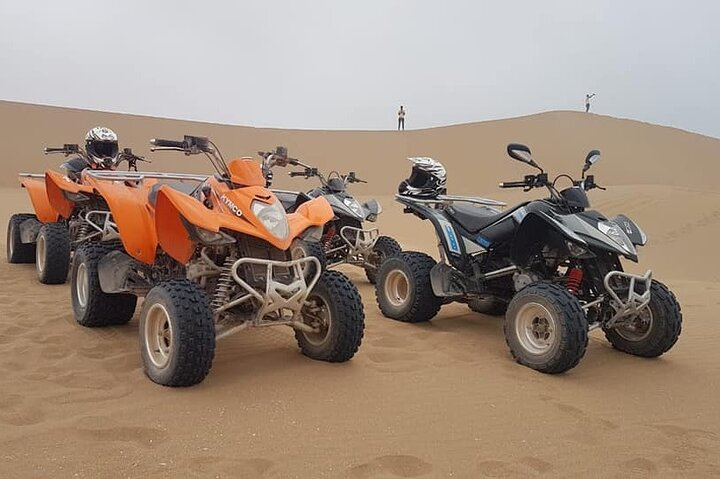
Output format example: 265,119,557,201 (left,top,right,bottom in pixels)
1,103,719,477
